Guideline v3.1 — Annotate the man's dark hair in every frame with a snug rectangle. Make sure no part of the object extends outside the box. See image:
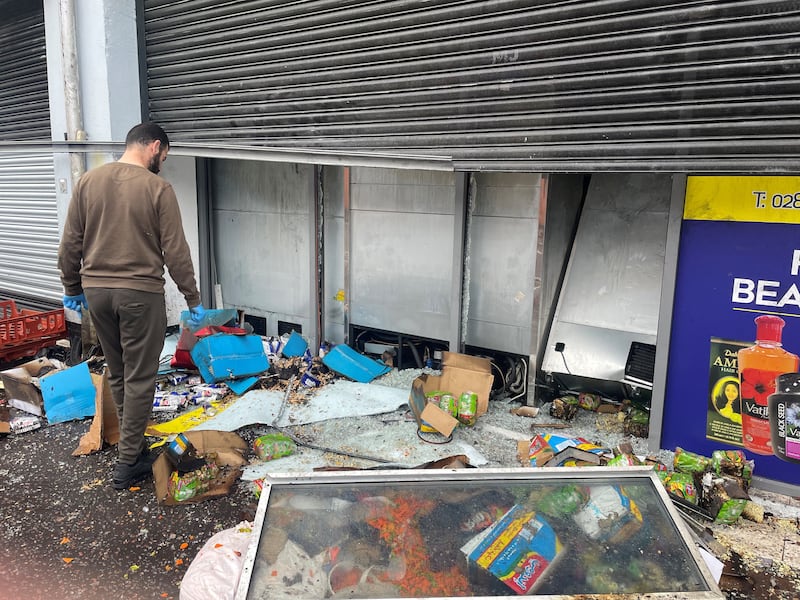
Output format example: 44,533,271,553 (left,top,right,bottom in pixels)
125,122,170,148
